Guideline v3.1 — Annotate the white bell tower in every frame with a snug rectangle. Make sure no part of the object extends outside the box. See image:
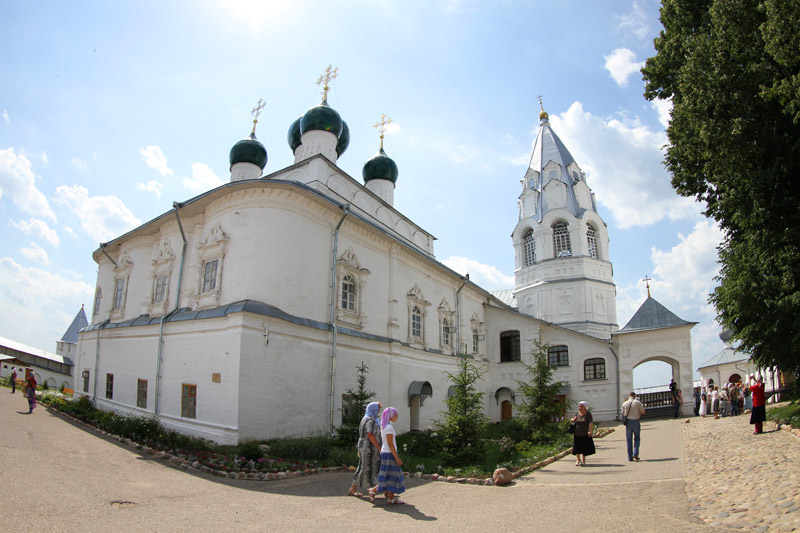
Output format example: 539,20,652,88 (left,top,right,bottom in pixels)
511,101,618,339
